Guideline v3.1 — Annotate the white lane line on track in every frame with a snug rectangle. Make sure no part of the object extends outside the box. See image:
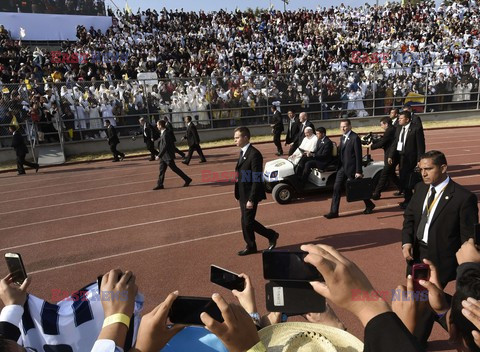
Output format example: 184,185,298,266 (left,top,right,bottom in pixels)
0,201,275,251
0,168,234,205
1,129,479,188
23,202,413,275
0,191,232,231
